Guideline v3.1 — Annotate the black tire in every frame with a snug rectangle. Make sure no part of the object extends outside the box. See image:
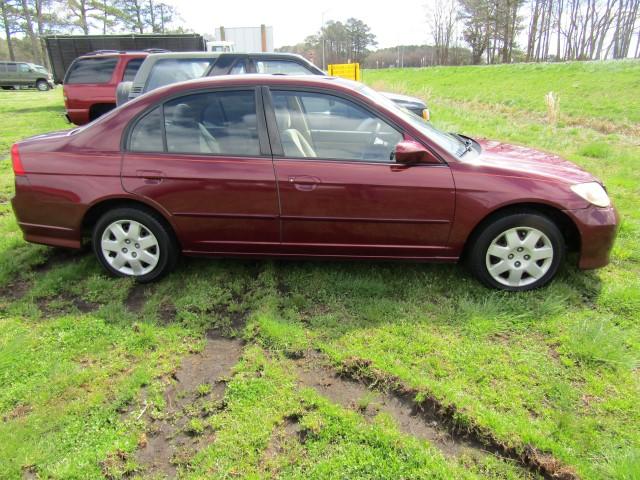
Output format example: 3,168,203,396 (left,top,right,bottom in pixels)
1,86,14,90
92,207,178,283
36,80,50,91
467,212,565,291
